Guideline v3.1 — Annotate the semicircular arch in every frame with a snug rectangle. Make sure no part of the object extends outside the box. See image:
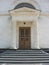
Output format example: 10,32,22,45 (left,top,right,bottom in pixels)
10,0,40,10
